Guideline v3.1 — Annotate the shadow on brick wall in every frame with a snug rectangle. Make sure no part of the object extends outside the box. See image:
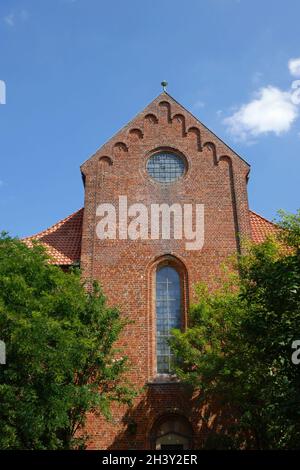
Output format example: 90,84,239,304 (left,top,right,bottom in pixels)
106,384,249,450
